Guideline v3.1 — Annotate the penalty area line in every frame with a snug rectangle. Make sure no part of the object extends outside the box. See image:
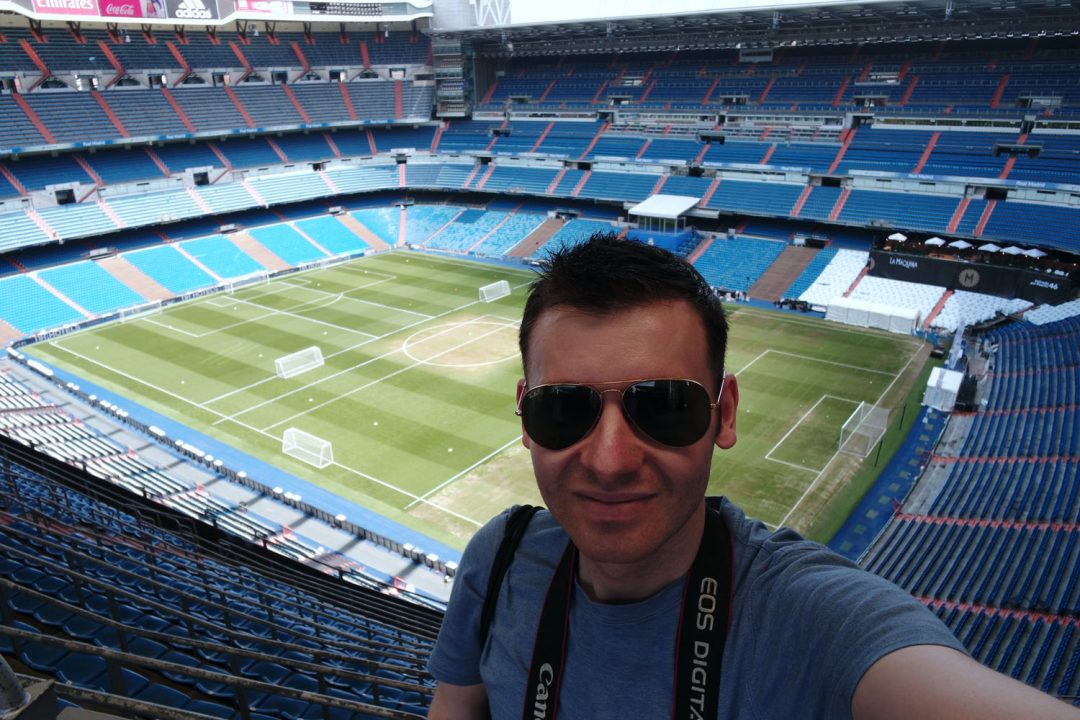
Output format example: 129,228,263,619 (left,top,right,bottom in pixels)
404,435,522,511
